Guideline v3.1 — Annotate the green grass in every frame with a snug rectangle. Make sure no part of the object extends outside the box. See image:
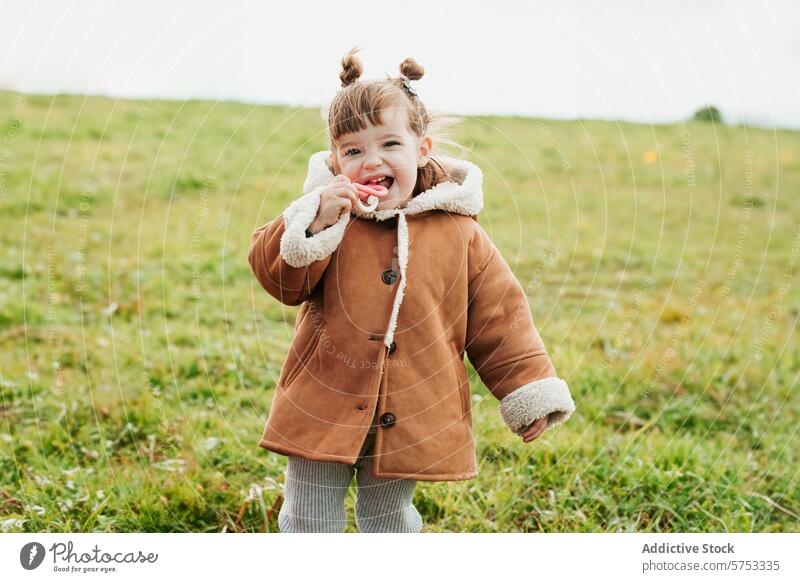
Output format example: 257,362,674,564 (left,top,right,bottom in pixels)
0,89,798,532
